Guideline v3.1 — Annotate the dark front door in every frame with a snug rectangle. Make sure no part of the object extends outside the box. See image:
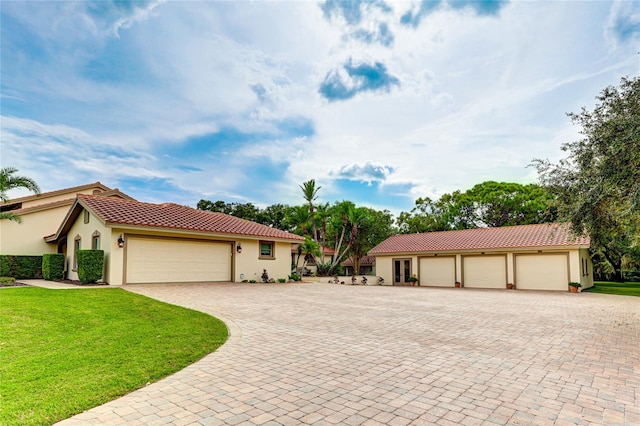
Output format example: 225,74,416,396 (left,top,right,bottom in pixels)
393,258,412,285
